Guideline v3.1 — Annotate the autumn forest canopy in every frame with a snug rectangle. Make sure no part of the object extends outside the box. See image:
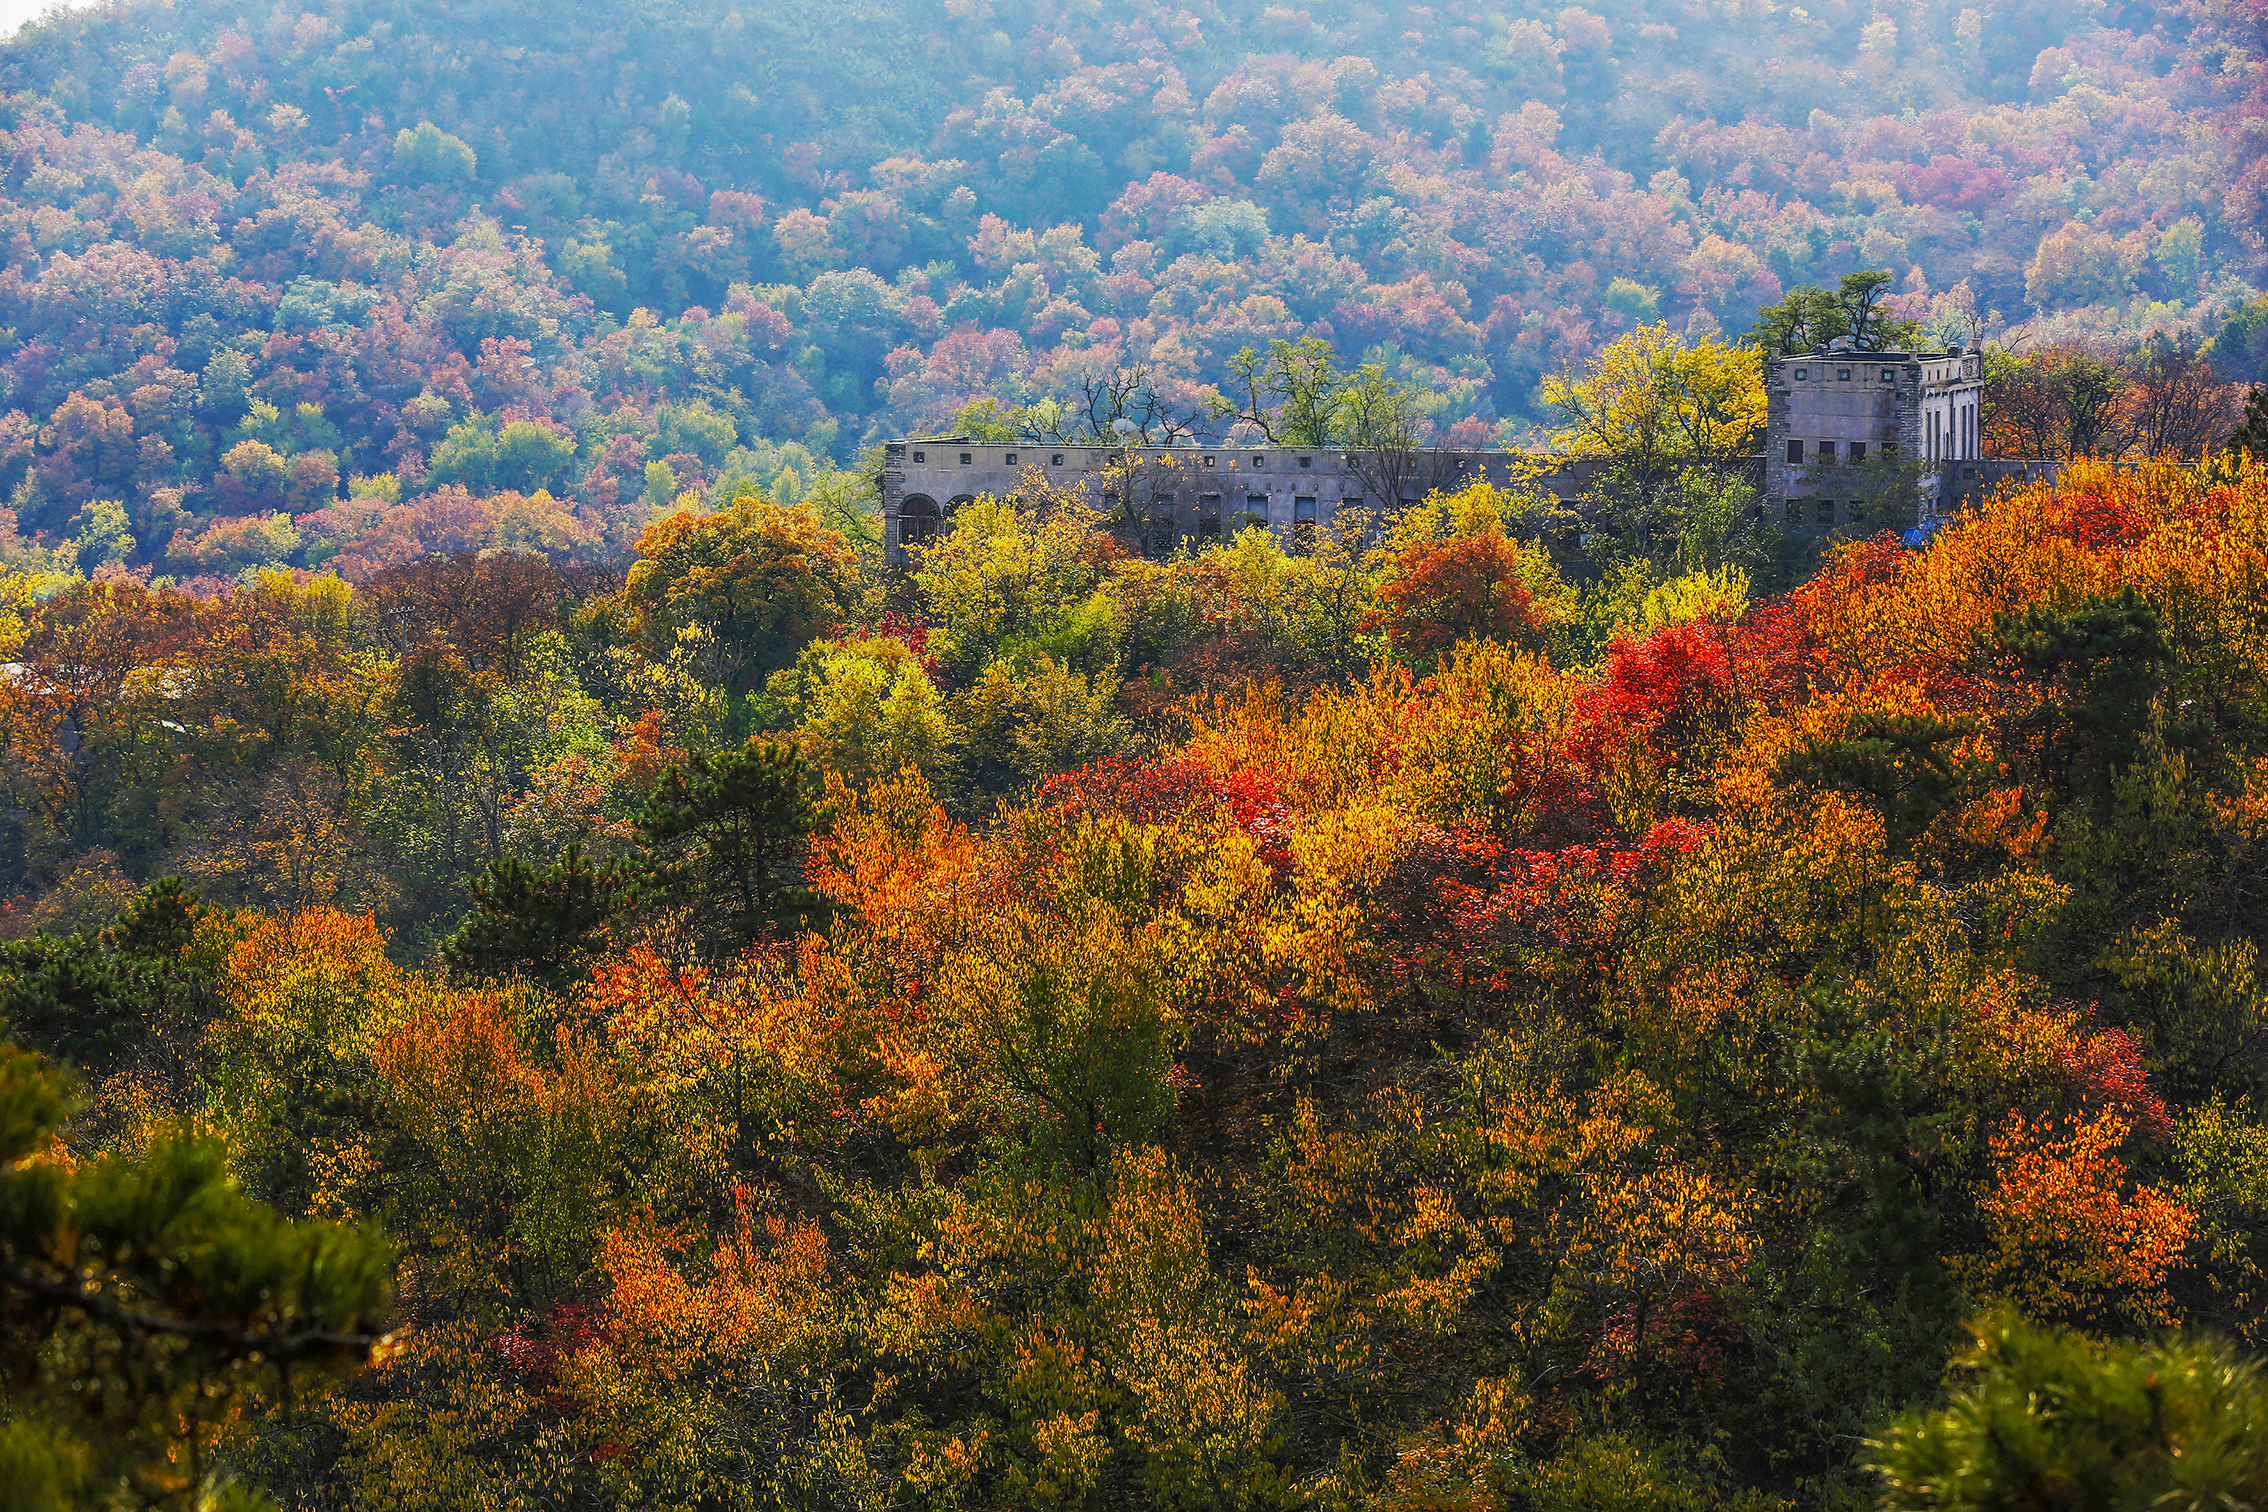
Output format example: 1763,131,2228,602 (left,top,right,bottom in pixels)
7,0,2268,1508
